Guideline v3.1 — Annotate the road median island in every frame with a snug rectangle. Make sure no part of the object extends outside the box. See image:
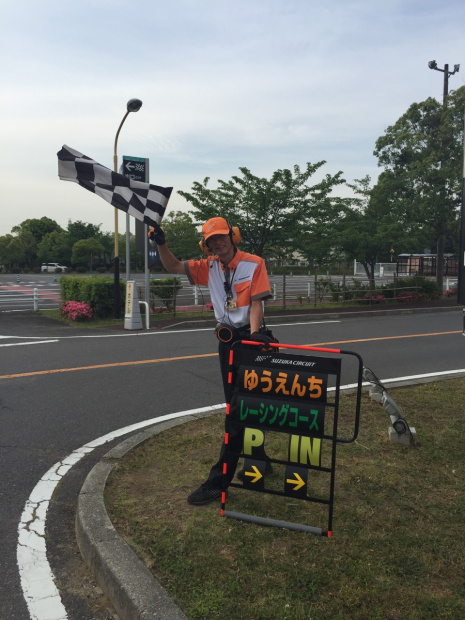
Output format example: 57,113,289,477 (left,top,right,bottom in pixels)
96,378,465,620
